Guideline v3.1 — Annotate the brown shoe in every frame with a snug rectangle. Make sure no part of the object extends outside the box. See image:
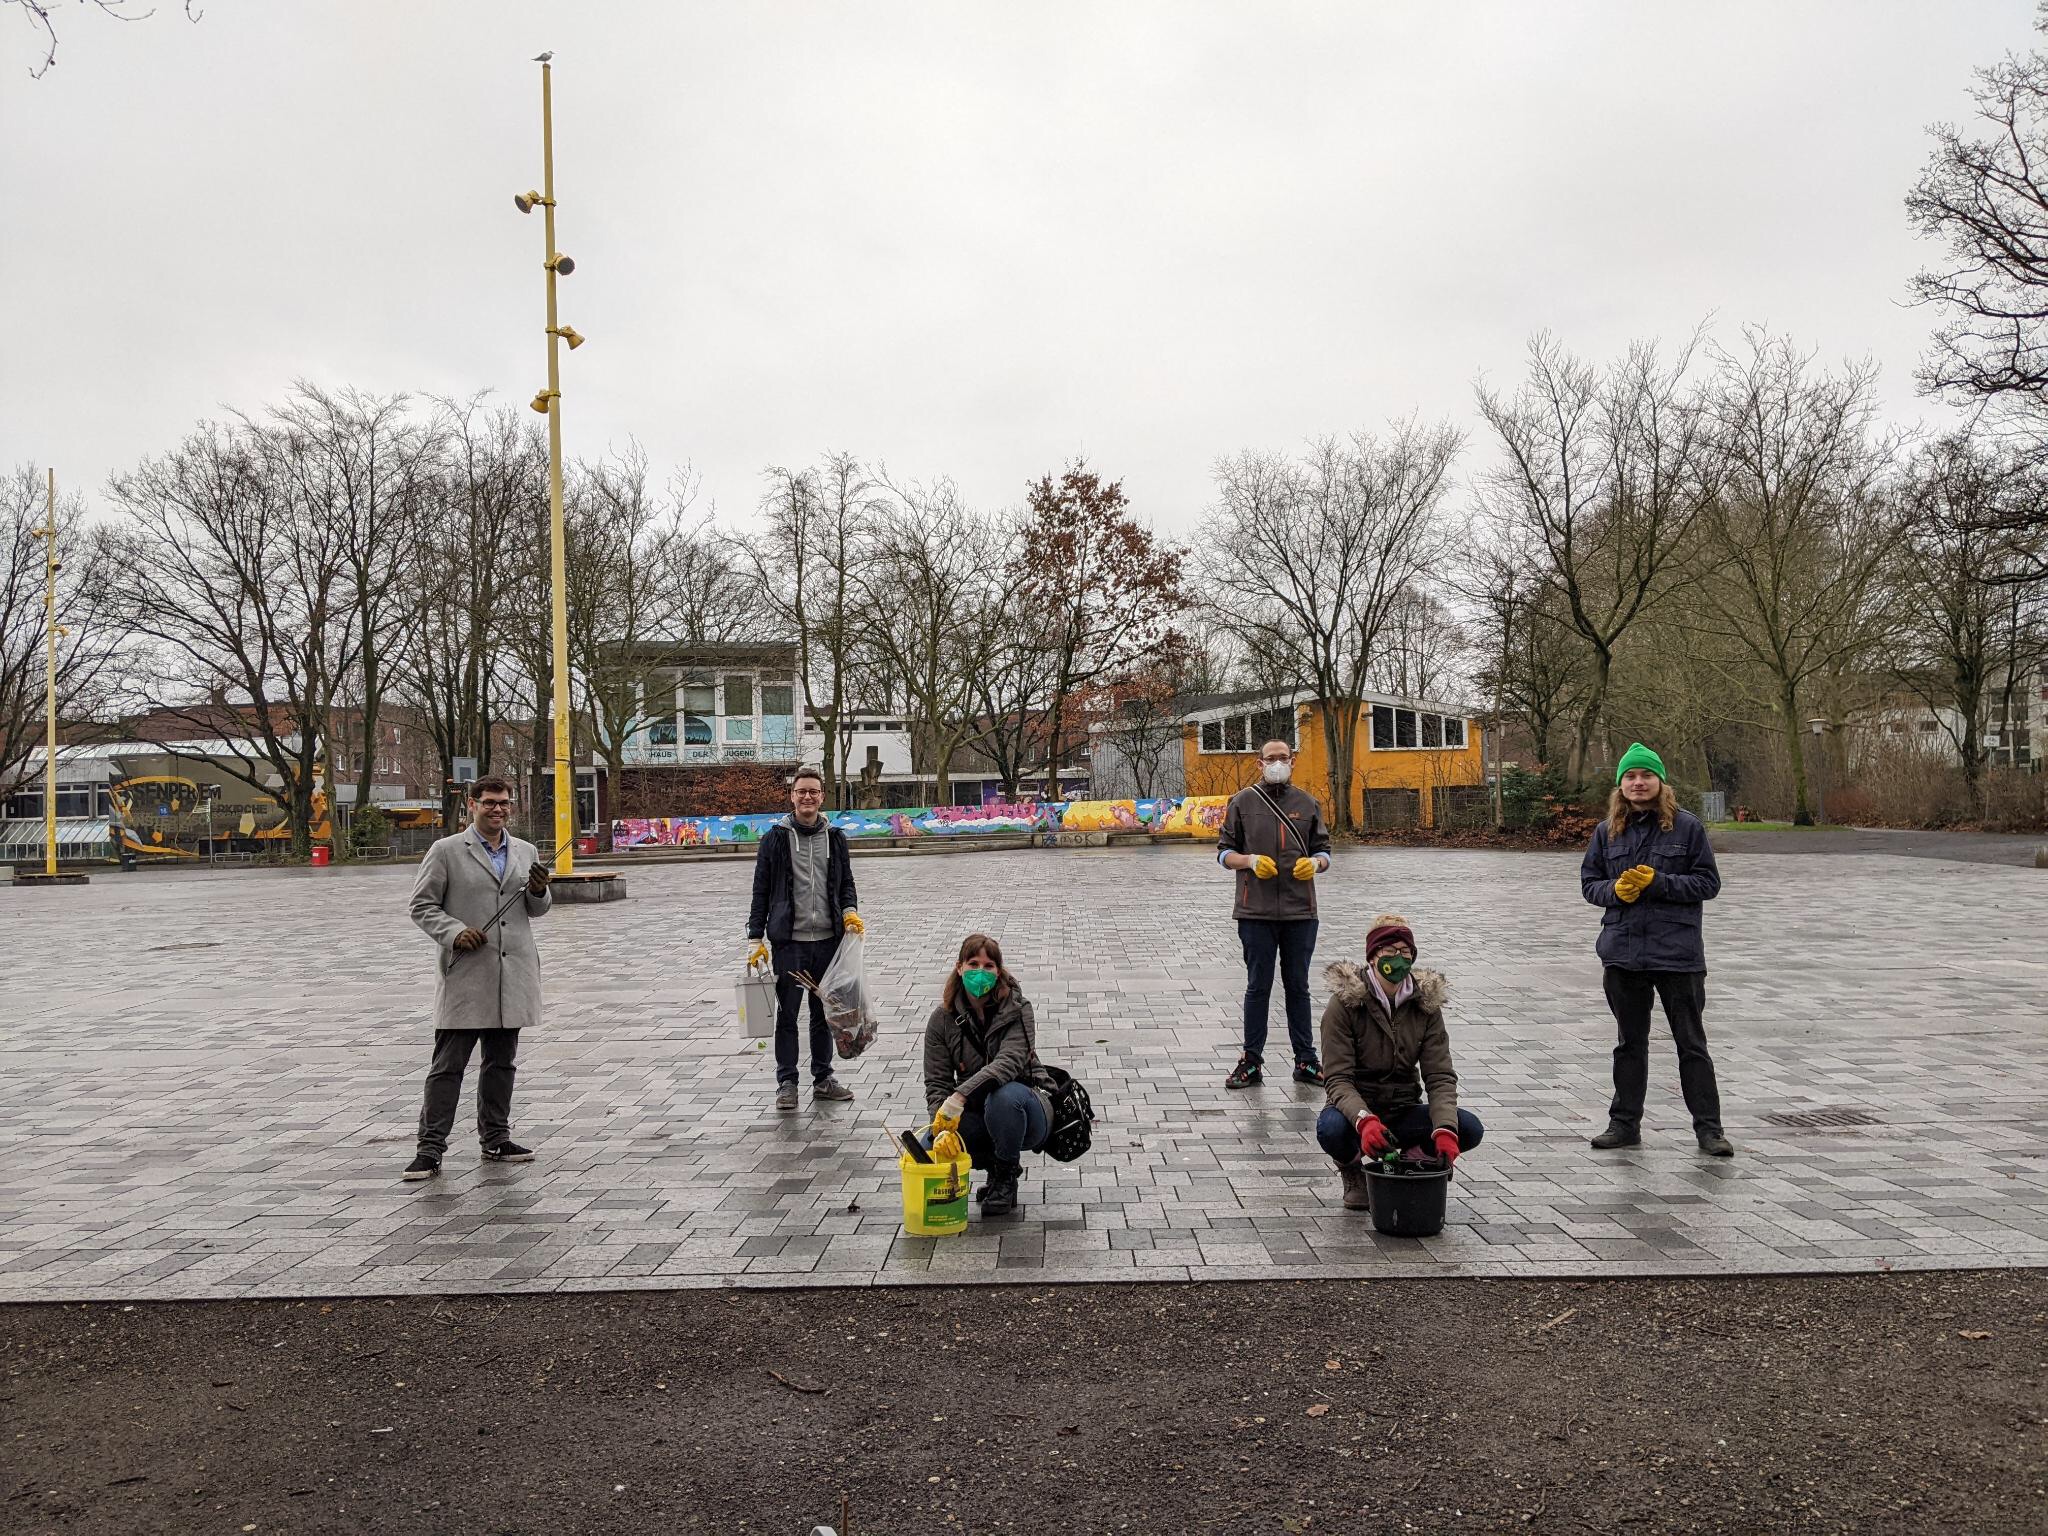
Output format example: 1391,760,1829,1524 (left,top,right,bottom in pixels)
1339,1160,1370,1211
